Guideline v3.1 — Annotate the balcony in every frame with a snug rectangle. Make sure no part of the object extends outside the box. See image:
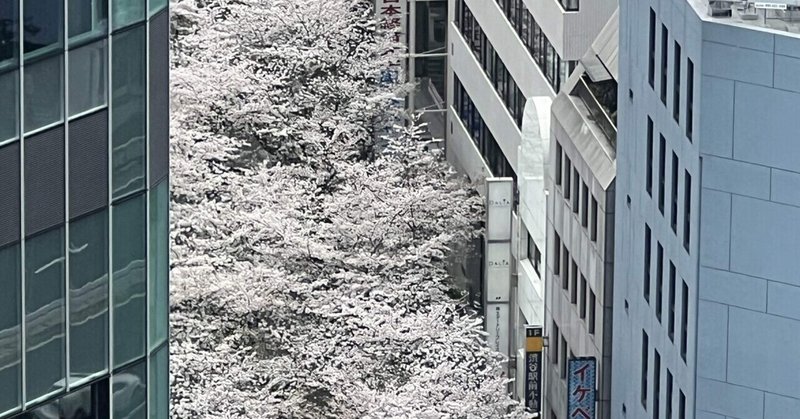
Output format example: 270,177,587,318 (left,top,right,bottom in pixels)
701,0,800,34
570,74,617,147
